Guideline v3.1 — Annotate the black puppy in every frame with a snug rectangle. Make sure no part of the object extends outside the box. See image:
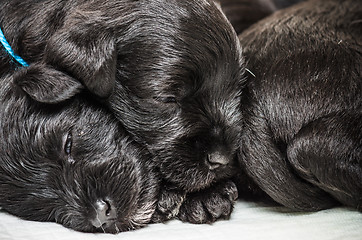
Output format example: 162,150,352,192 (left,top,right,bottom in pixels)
237,0,362,210
216,0,304,34
0,60,158,232
2,0,245,223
